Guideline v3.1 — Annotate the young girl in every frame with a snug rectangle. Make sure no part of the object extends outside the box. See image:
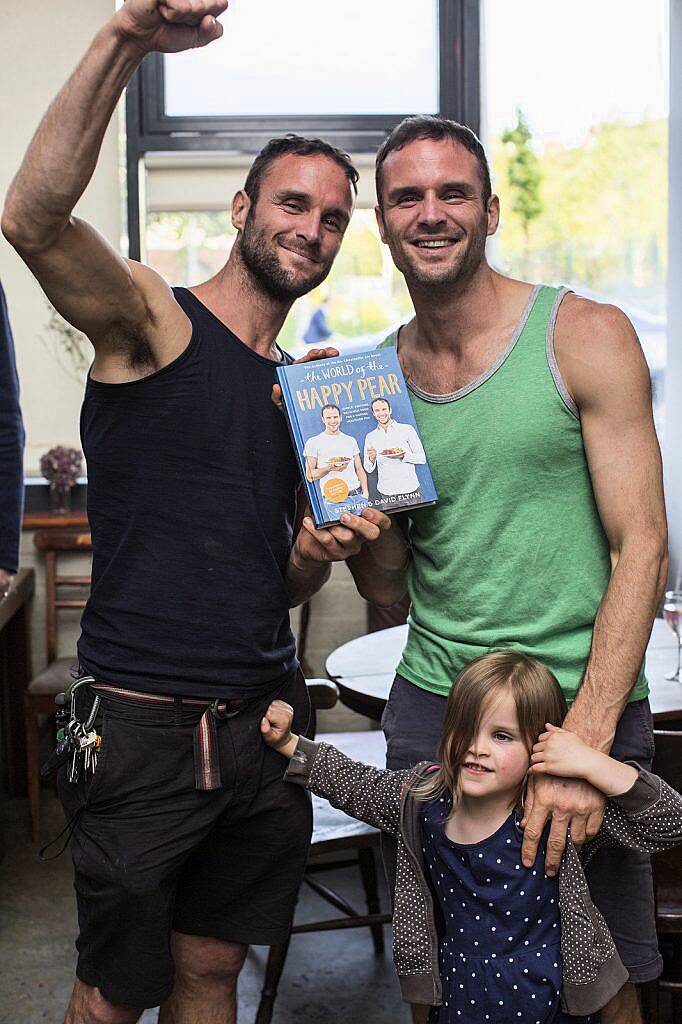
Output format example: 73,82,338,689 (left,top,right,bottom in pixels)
261,650,682,1024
